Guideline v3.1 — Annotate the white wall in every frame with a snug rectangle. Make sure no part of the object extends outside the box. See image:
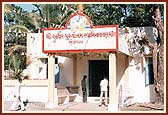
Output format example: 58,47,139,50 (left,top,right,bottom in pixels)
27,33,48,79
76,56,88,96
57,56,74,87
128,55,156,103
25,32,157,103
116,53,126,89
118,27,158,56
4,87,48,102
115,53,128,106
76,53,108,96
129,56,145,102
3,80,48,102
3,55,156,103
27,32,75,83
